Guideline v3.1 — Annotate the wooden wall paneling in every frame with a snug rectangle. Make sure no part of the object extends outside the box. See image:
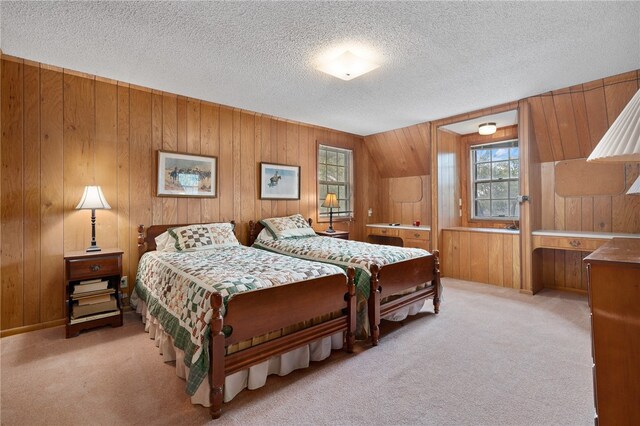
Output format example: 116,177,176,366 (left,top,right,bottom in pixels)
581,197,594,232
488,233,504,285
239,112,256,244
569,86,592,158
604,73,639,126
528,96,554,162
554,249,566,289
298,124,310,222
363,123,429,178
469,232,489,283
260,115,273,220
582,81,609,151
232,109,242,228
39,67,64,322
553,191,566,230
1,59,24,329
285,122,299,218
502,234,513,288
128,88,153,289
116,84,131,284
151,91,163,225
512,234,521,288
0,50,2,329
565,197,582,231
540,162,555,229
540,94,564,161
161,95,178,224
458,230,471,281
186,99,201,224
63,74,95,253
517,100,534,293
564,250,582,291
95,80,119,250
592,196,612,232
176,97,188,223
201,103,220,223
22,63,41,325
552,91,581,159
218,107,233,222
